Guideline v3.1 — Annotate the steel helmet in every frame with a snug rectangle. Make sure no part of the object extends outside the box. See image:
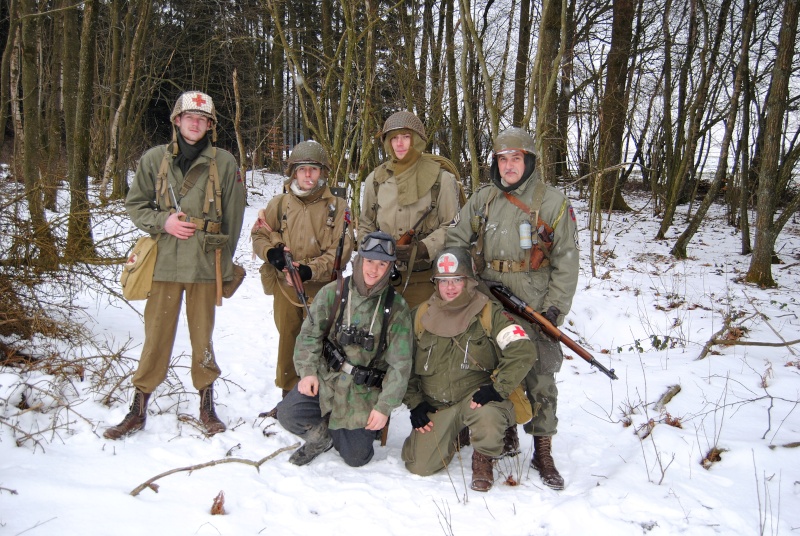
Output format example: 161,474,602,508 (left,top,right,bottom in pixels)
286,140,331,176
432,247,475,279
170,91,217,123
493,127,536,156
380,111,427,143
